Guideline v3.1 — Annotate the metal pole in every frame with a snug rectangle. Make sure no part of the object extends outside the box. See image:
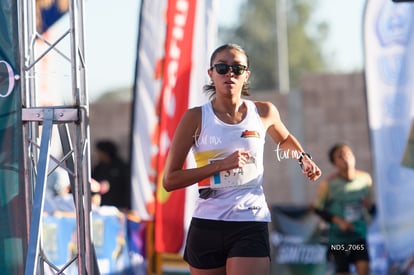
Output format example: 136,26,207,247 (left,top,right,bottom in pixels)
276,0,290,94
24,109,53,275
